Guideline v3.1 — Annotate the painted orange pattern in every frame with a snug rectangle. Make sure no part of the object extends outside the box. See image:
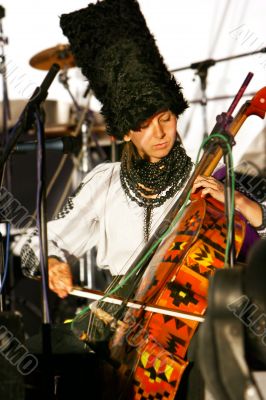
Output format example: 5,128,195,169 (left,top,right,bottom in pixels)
110,196,246,399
